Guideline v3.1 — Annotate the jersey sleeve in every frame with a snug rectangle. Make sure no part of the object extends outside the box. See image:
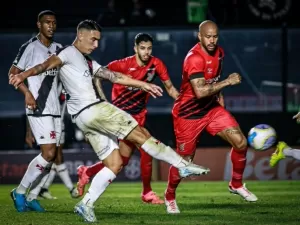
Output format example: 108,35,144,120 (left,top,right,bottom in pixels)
13,44,33,71
92,60,102,74
155,59,170,82
56,46,73,65
184,53,205,79
107,59,127,73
